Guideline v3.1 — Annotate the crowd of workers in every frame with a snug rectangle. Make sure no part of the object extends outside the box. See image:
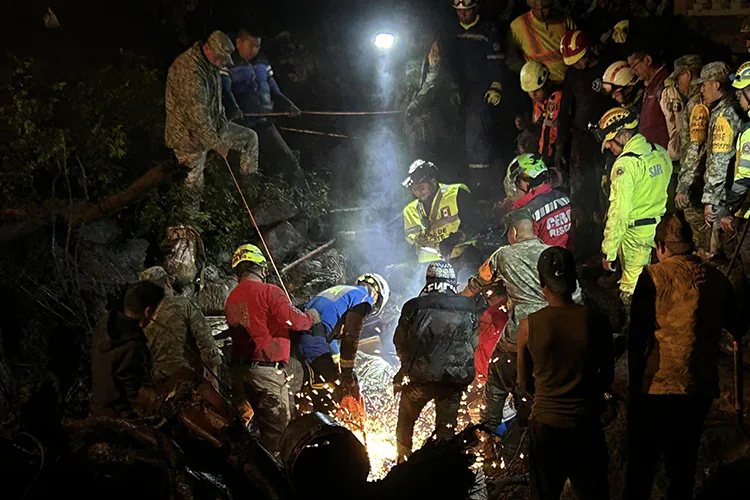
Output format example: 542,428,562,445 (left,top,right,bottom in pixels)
88,0,750,498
